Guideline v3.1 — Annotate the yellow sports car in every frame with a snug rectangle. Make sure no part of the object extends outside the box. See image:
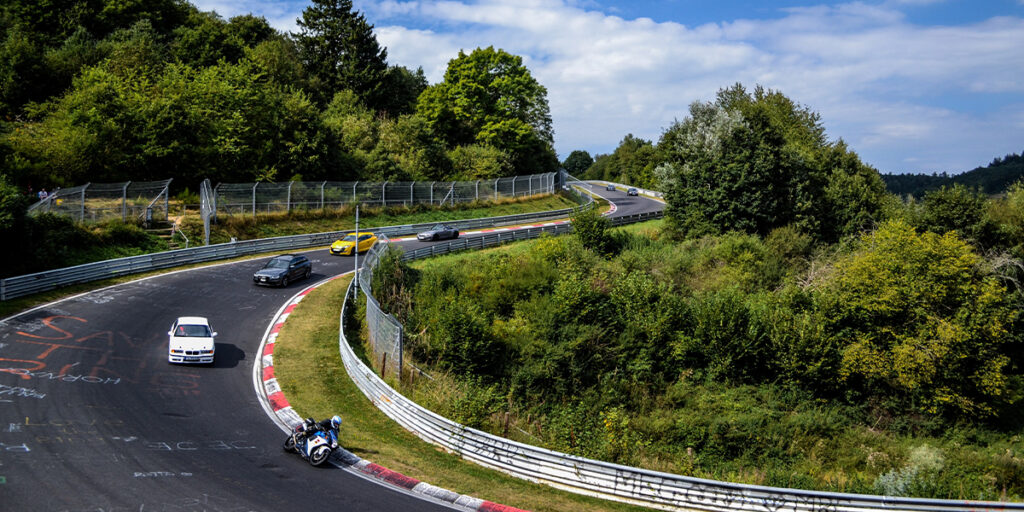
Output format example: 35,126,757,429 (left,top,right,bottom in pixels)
330,232,378,256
